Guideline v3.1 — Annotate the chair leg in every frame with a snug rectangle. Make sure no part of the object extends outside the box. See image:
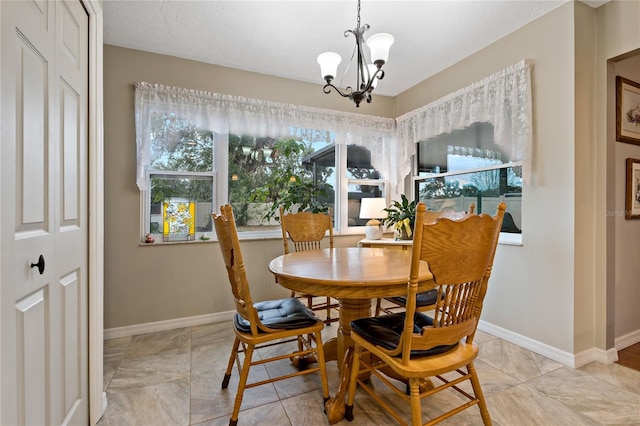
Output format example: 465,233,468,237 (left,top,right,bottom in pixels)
345,346,362,421
307,294,313,310
468,362,492,425
222,337,241,389
325,297,332,322
229,344,255,426
409,378,423,426
374,298,382,316
314,331,330,402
